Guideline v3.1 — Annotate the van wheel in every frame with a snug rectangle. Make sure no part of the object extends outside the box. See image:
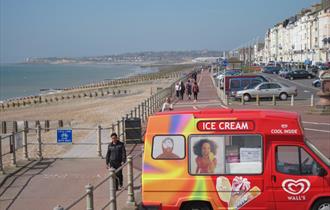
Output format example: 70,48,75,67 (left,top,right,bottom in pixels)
180,201,213,210
279,93,288,100
290,76,294,80
308,75,312,79
311,198,330,210
243,94,251,102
